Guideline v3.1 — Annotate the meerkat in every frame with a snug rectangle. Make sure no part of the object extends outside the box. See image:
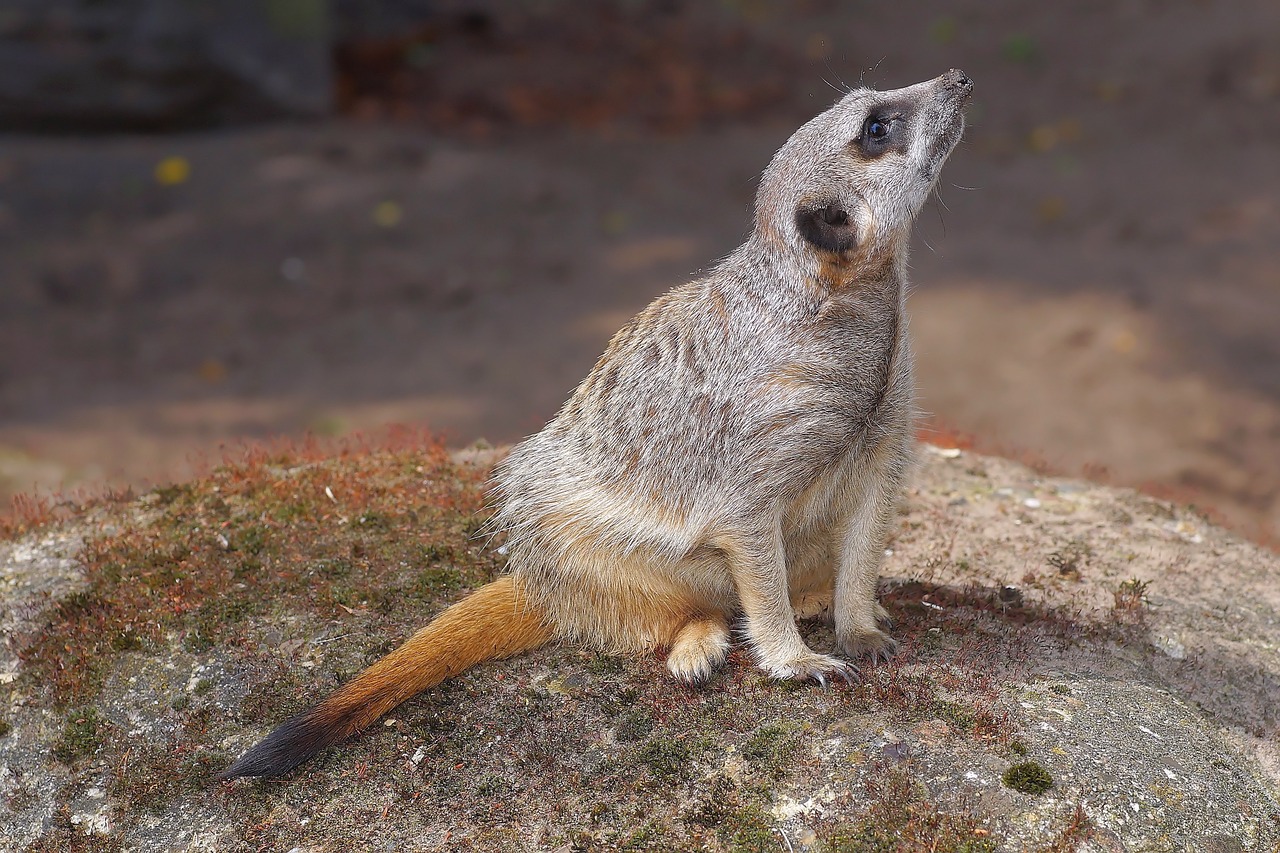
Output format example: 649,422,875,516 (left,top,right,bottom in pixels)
220,69,973,779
